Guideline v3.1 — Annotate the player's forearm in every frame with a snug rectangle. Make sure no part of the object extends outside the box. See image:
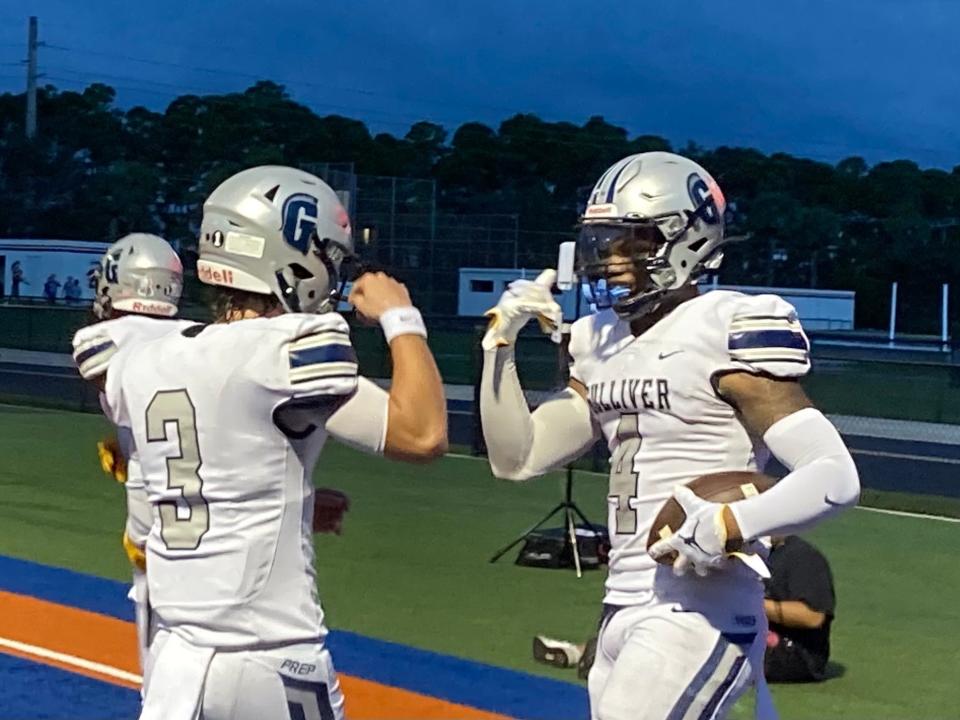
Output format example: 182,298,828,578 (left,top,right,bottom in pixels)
729,408,860,541
384,335,447,462
764,598,827,629
480,347,596,481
